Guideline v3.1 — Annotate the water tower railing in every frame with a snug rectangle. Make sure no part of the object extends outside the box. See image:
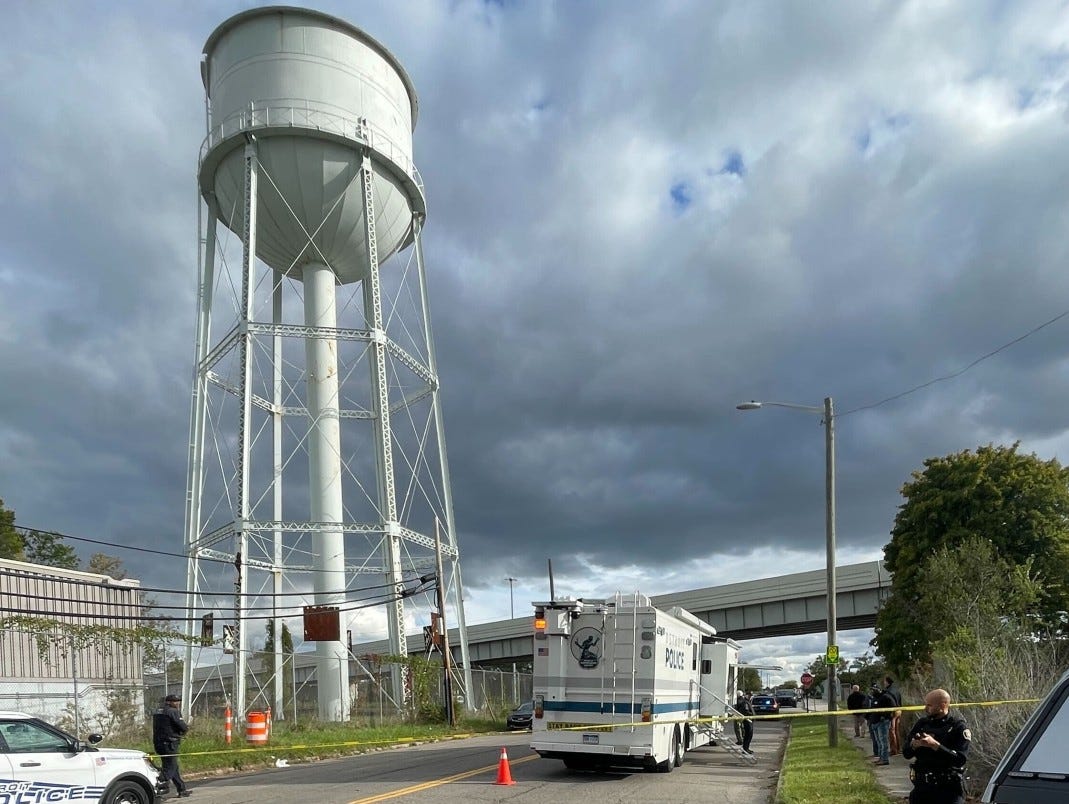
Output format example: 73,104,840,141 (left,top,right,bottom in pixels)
200,105,423,193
